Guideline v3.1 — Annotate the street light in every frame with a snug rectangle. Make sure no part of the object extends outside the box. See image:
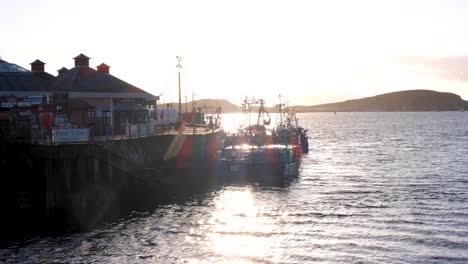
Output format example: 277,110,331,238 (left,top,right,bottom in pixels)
175,56,185,131
176,56,182,117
